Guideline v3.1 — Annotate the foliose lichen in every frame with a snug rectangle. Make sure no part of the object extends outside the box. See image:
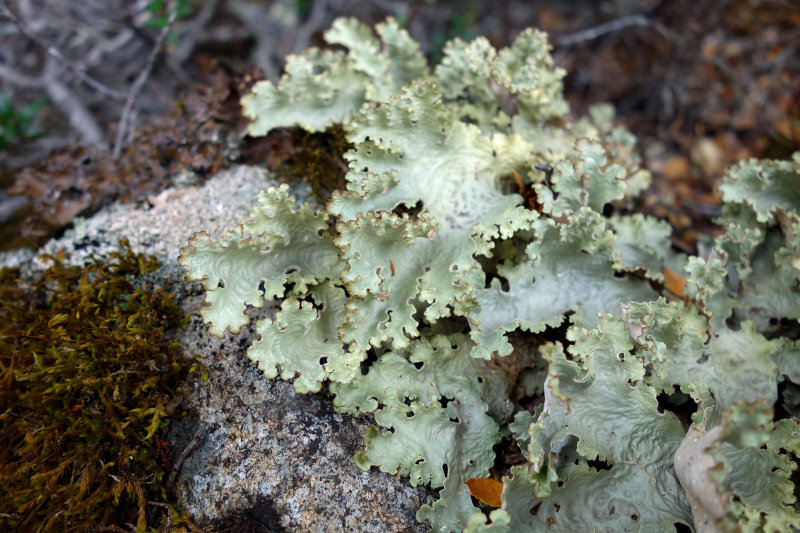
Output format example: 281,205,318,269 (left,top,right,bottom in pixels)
180,18,800,532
